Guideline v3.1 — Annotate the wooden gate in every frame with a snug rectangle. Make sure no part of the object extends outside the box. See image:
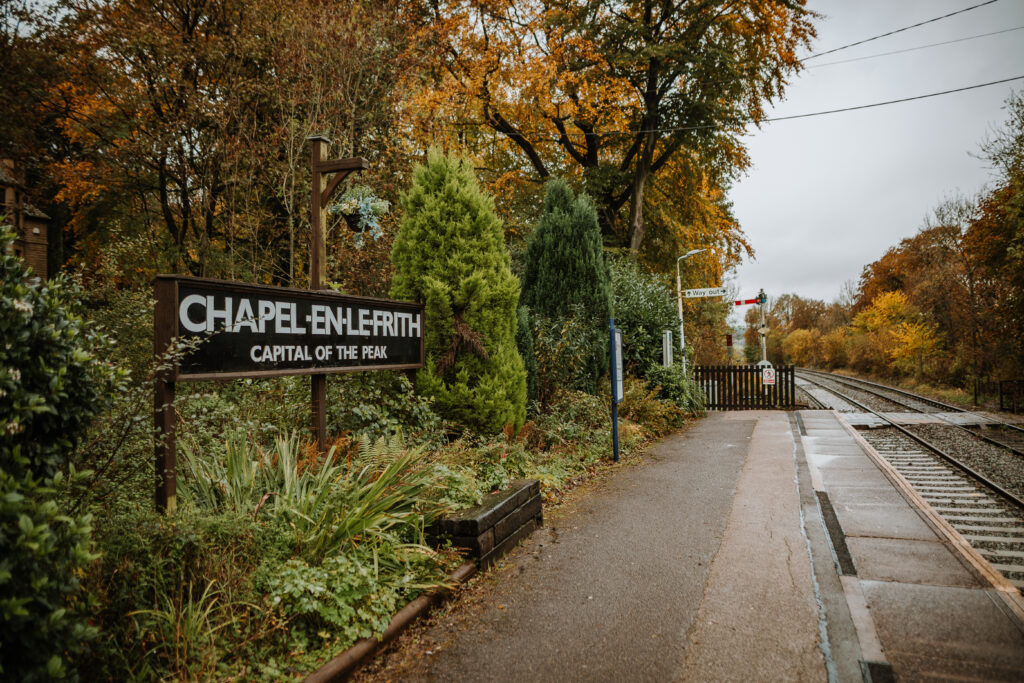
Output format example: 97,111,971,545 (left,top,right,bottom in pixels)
693,365,796,410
